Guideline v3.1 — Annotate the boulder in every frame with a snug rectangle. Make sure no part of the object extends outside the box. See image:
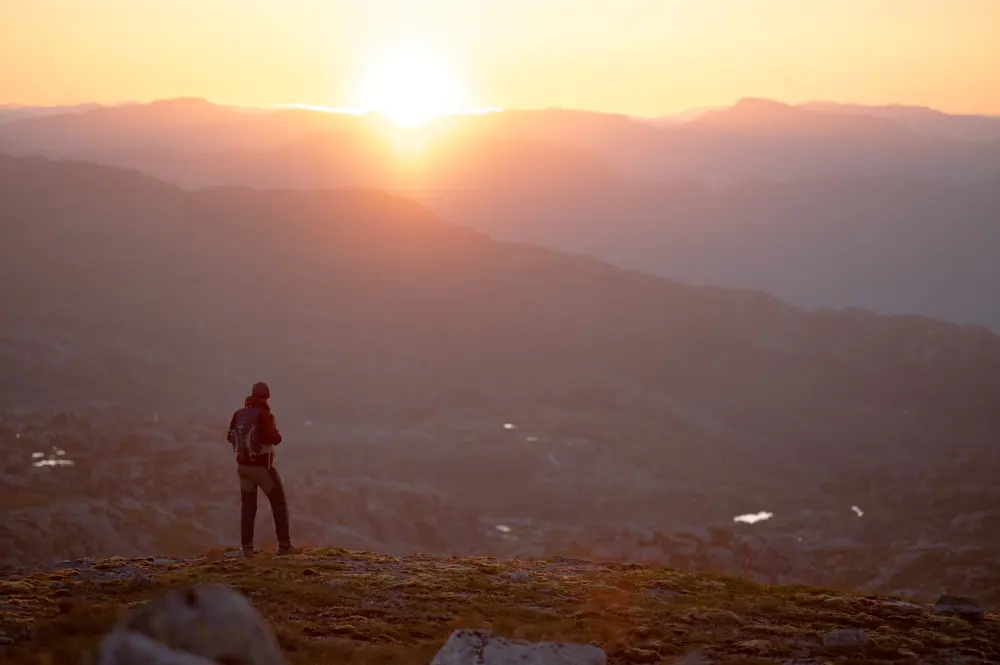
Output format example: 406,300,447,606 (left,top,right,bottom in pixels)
822,628,869,650
933,595,985,622
431,629,606,665
97,584,285,665
97,633,219,665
